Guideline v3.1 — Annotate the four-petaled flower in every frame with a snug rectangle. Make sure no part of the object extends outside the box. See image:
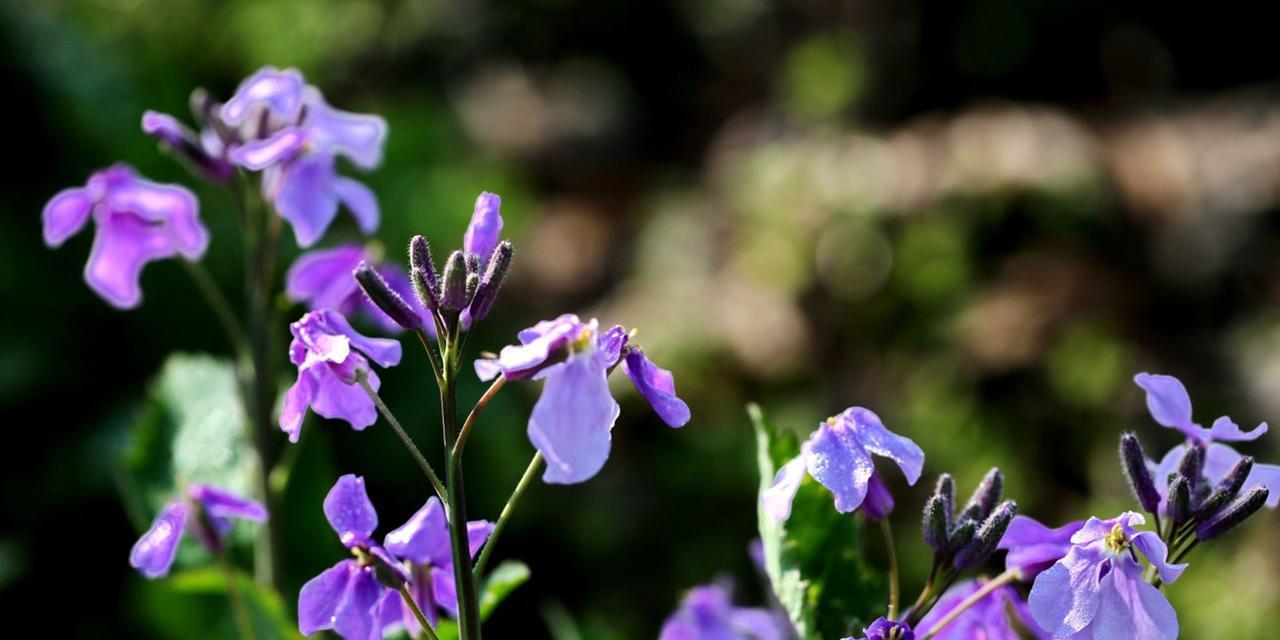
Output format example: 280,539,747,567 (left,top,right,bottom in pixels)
659,582,789,640
848,617,914,640
299,475,406,640
286,244,431,334
43,164,208,309
377,497,494,636
222,67,387,247
1135,373,1280,510
761,408,924,521
280,309,403,442
1028,512,1186,639
916,578,1048,639
129,484,266,579
997,516,1086,581
475,314,690,484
